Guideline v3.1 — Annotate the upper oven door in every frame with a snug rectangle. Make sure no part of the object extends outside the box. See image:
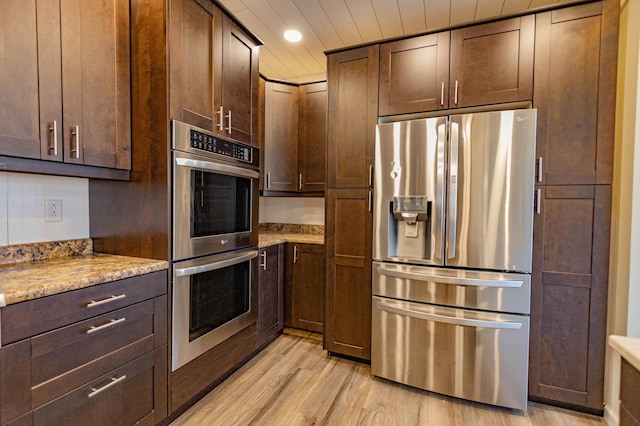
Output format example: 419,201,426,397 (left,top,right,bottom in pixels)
173,150,259,261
